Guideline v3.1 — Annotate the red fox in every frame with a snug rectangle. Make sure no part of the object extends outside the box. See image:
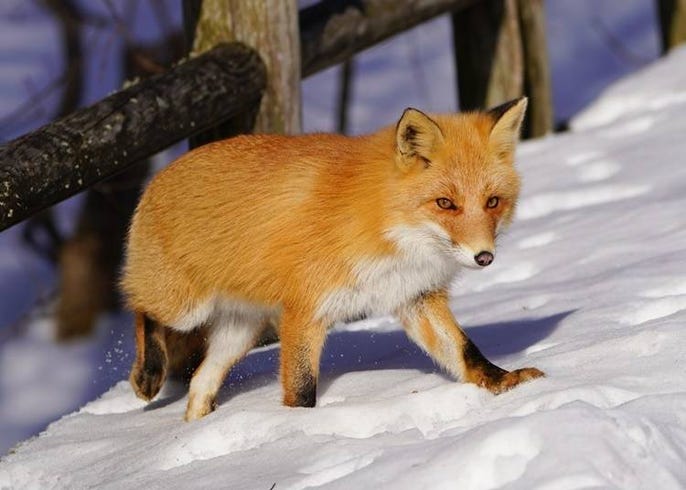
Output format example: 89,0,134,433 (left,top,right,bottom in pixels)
123,97,543,421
